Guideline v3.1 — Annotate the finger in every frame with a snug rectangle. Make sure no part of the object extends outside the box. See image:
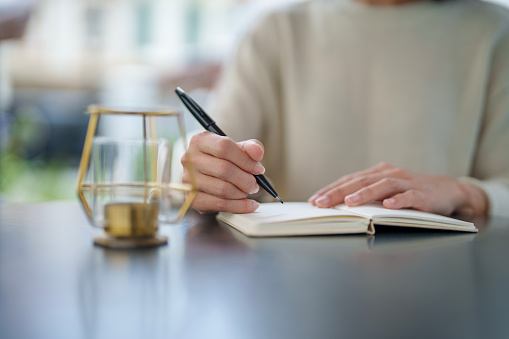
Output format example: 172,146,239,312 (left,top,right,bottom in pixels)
195,133,265,175
344,177,410,207
308,162,393,204
193,171,258,199
382,190,431,212
191,152,259,194
191,191,260,214
314,174,383,208
313,168,406,207
239,139,264,163
333,162,394,188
